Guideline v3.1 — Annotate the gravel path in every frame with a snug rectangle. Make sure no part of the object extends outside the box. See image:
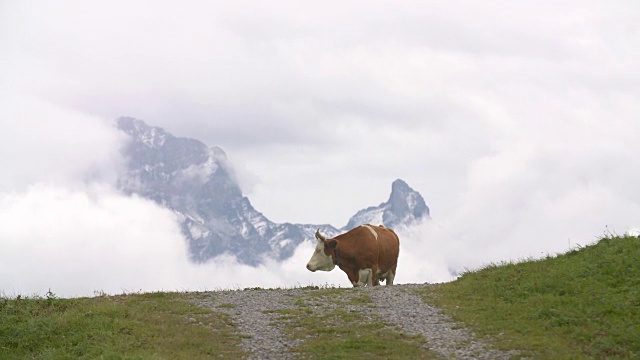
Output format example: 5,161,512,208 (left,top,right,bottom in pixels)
190,284,519,359
191,288,303,359
368,284,518,359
